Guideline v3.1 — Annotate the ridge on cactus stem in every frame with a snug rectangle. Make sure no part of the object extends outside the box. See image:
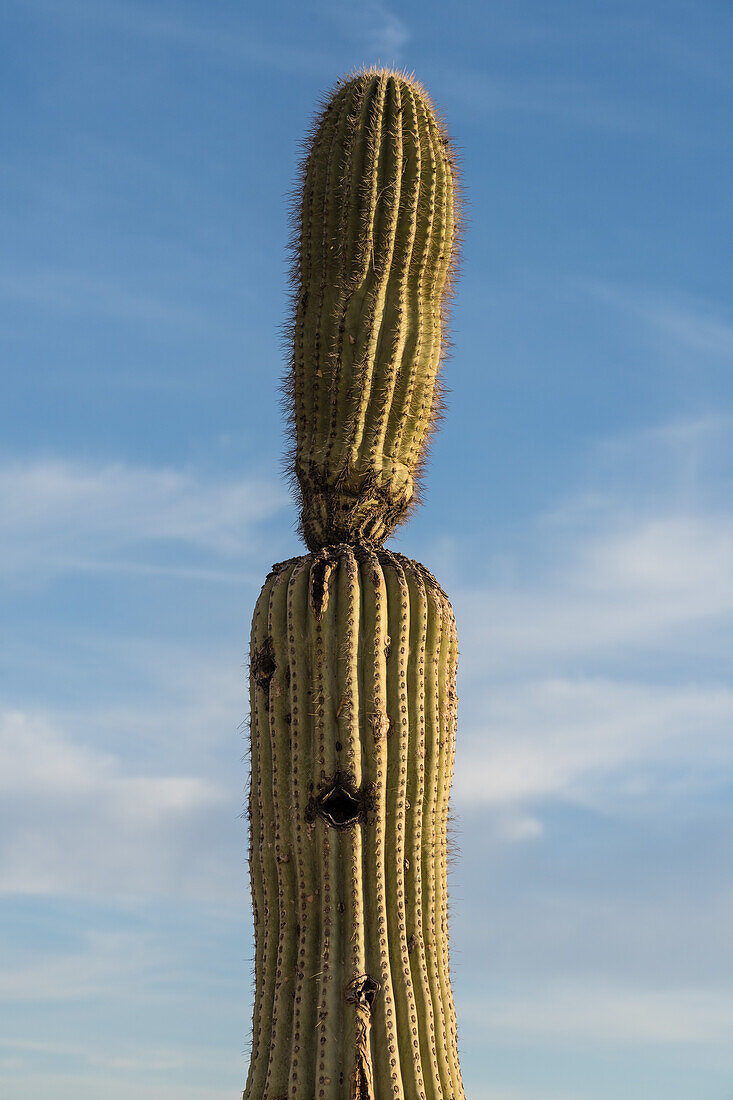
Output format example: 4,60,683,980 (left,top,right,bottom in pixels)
284,66,462,551
243,66,466,1100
